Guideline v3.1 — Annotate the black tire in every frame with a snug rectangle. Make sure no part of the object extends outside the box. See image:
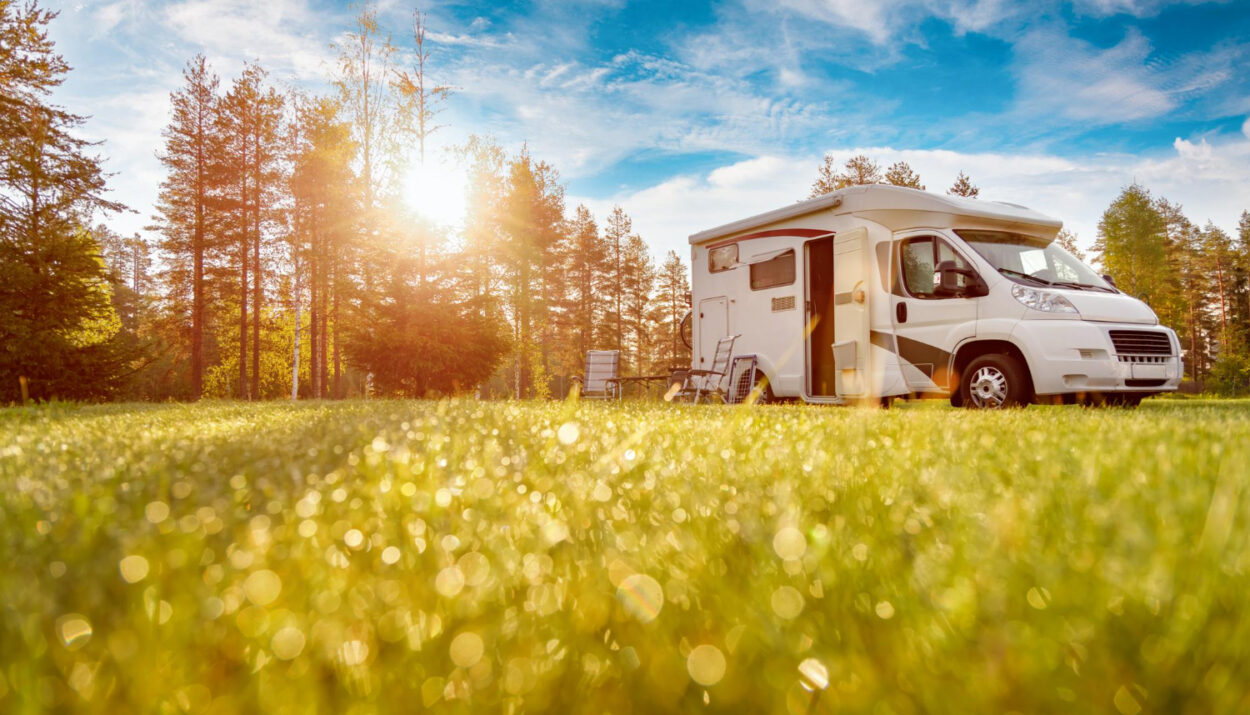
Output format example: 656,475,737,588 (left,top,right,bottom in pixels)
680,311,693,350
960,354,1030,409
